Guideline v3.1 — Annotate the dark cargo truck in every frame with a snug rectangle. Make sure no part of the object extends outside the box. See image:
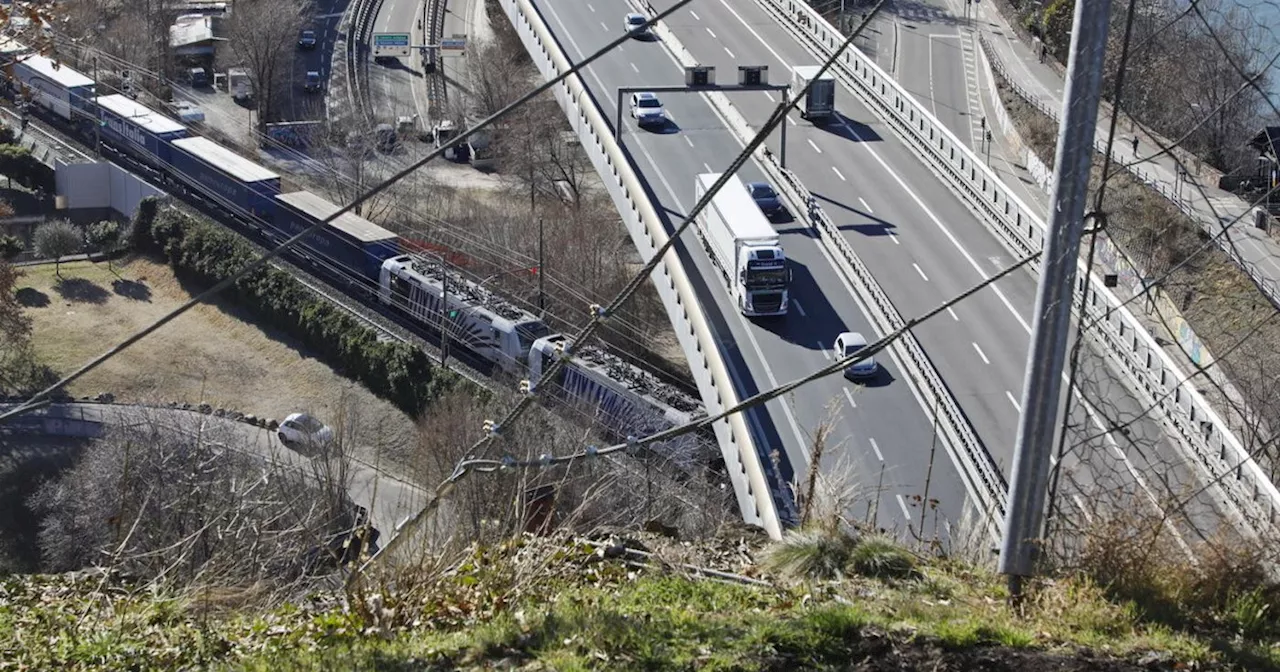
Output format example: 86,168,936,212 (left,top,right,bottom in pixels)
169,136,282,221
792,65,835,122
273,190,403,282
